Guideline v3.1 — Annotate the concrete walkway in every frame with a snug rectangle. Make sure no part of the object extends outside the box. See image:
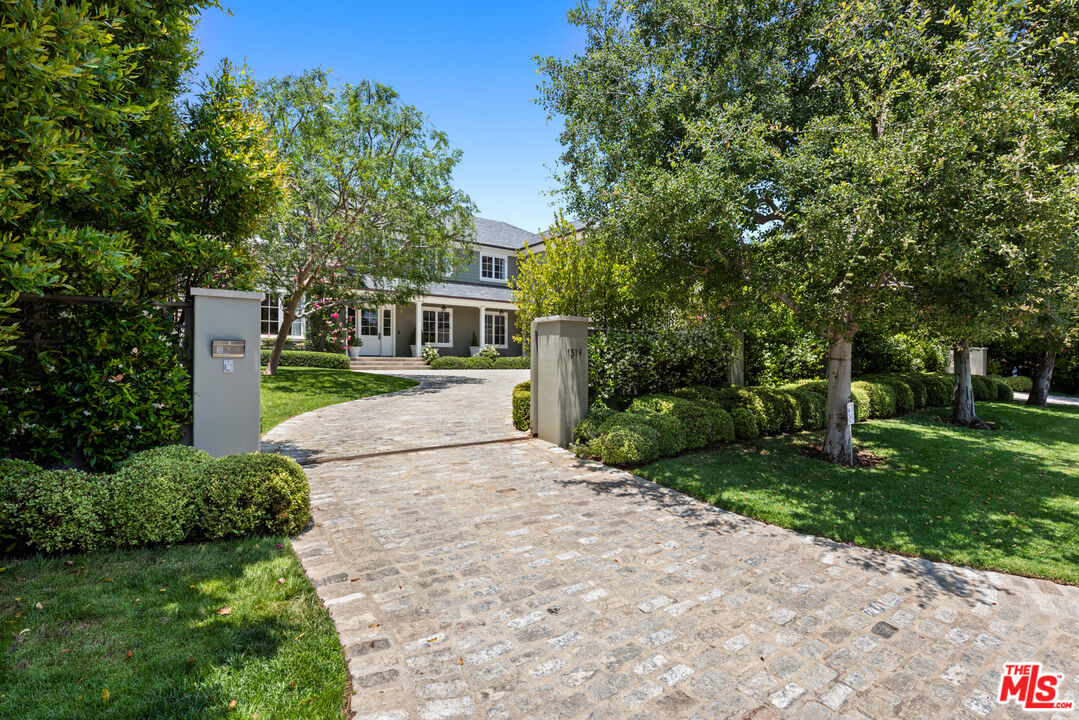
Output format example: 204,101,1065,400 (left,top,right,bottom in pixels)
264,371,1079,720
1013,391,1079,408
